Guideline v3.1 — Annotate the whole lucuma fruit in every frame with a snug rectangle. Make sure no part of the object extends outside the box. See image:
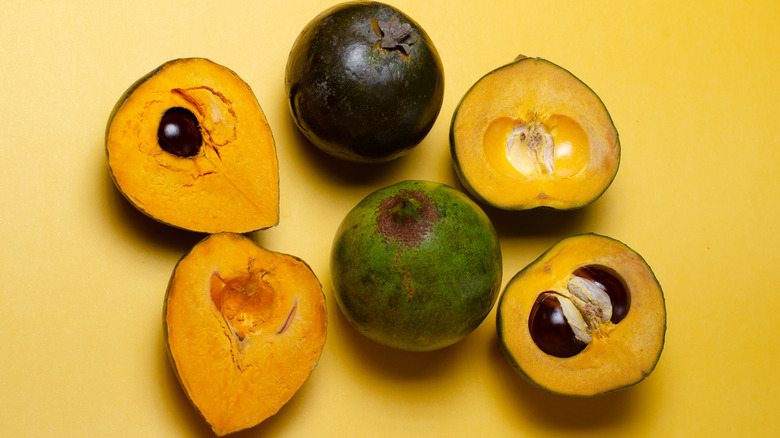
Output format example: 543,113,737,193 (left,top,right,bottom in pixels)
331,180,502,351
285,1,444,162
